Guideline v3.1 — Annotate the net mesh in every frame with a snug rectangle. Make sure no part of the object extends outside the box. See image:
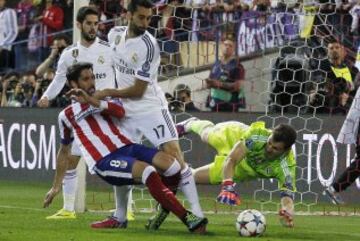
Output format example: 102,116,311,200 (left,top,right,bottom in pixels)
85,0,360,215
